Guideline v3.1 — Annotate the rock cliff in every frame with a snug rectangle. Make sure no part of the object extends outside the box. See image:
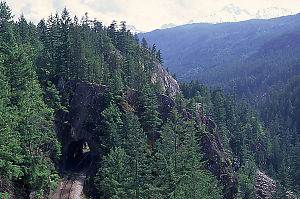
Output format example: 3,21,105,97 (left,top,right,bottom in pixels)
58,59,237,198
151,62,180,97
59,81,237,198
